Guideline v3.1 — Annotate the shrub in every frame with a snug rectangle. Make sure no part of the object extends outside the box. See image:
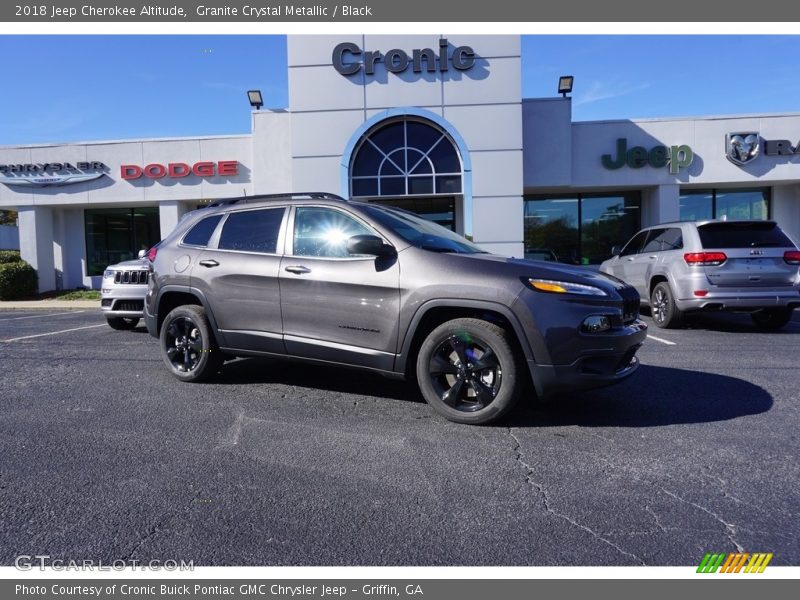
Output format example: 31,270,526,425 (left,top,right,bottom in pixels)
0,260,38,300
0,250,22,264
